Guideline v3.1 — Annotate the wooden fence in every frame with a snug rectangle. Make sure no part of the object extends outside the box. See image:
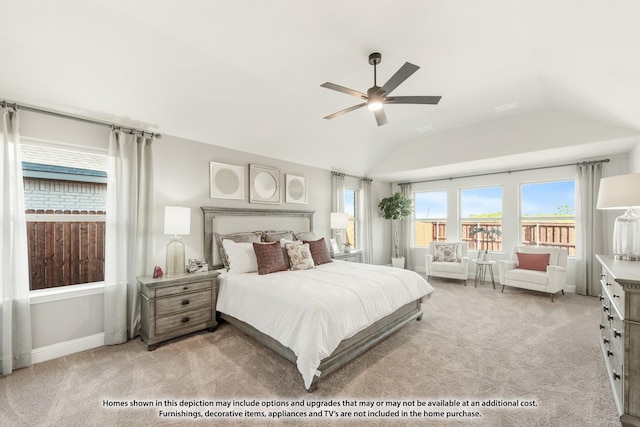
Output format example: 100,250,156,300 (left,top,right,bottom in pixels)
416,221,576,255
26,209,106,290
